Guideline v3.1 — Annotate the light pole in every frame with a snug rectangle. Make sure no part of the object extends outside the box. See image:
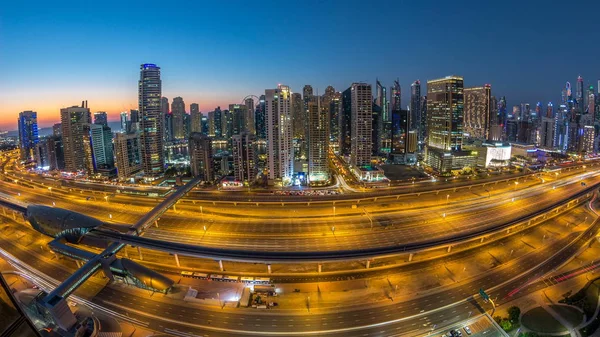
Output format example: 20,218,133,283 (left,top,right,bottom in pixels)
48,187,52,196
446,194,450,205
104,195,109,203
514,181,518,191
